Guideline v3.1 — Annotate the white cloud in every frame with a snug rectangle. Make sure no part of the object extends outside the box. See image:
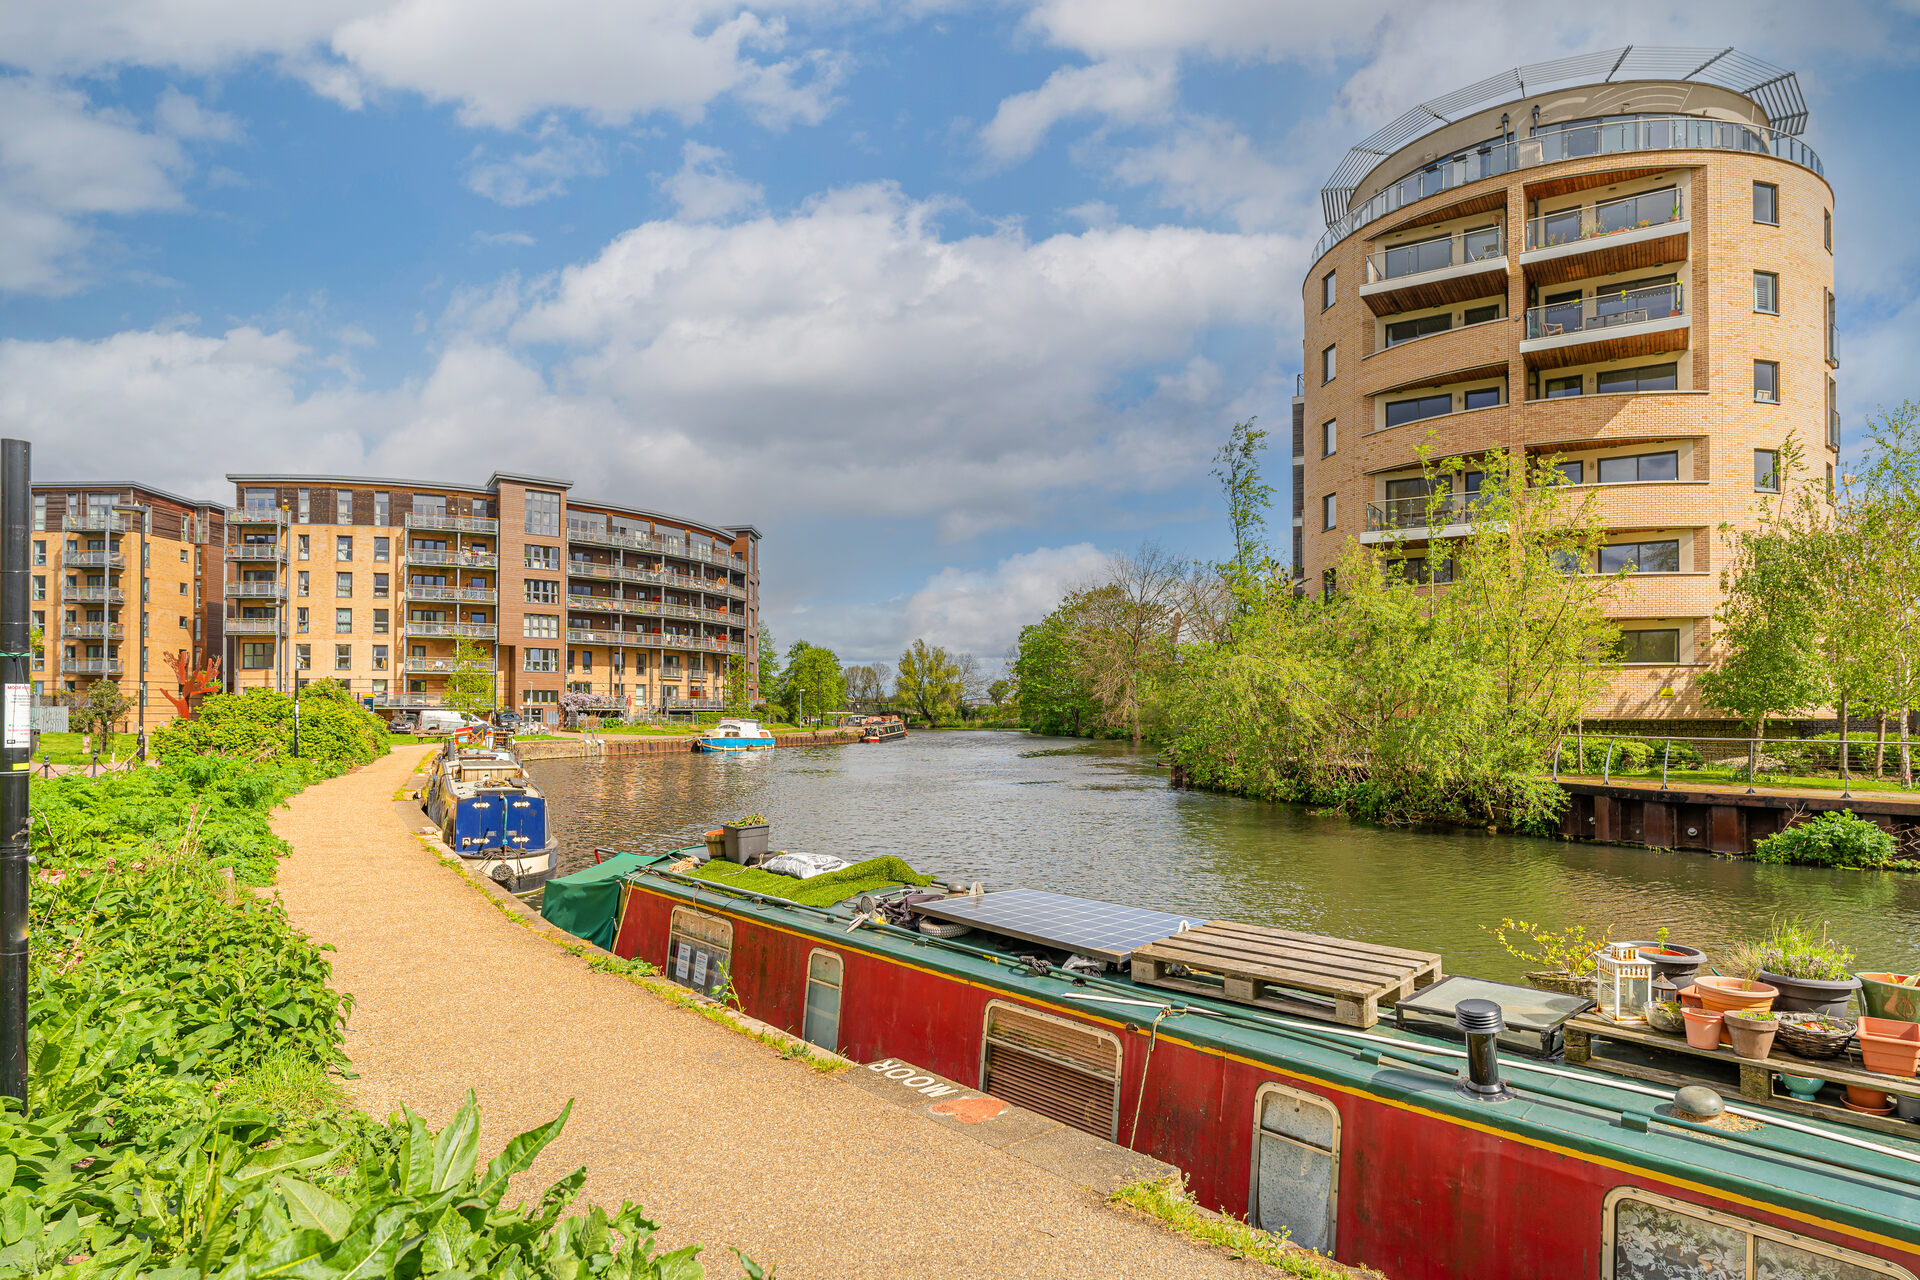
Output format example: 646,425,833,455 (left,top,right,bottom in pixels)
980,59,1176,162
1110,117,1301,231
472,229,536,248
898,543,1110,664
465,118,605,206
660,141,764,220
153,88,243,141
